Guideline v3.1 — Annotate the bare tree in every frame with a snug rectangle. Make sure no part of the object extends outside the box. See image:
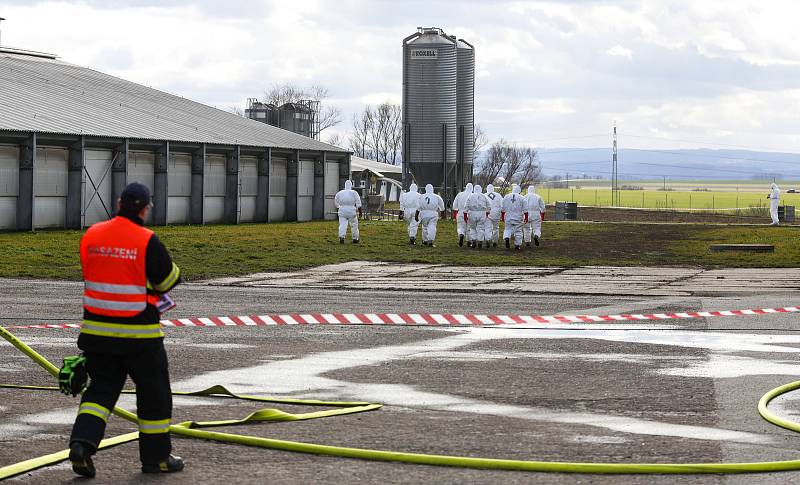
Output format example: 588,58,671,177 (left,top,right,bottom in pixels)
228,105,244,116
385,104,403,165
349,110,371,159
262,82,343,137
474,139,541,192
325,133,344,147
473,123,488,161
308,85,343,134
347,102,403,164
